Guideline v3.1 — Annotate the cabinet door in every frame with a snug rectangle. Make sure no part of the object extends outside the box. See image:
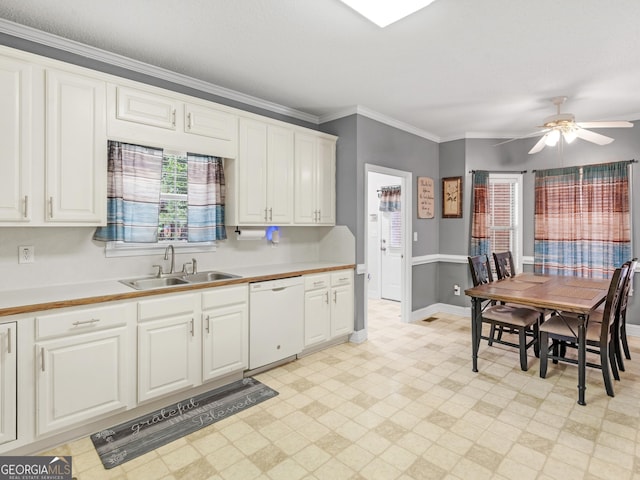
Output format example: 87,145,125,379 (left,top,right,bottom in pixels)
116,85,178,130
202,303,247,381
138,315,197,403
266,125,294,224
304,289,330,347
331,284,354,338
45,69,106,224
238,118,268,223
0,58,31,222
37,327,130,435
185,102,236,141
293,133,317,224
316,137,336,225
0,324,16,445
